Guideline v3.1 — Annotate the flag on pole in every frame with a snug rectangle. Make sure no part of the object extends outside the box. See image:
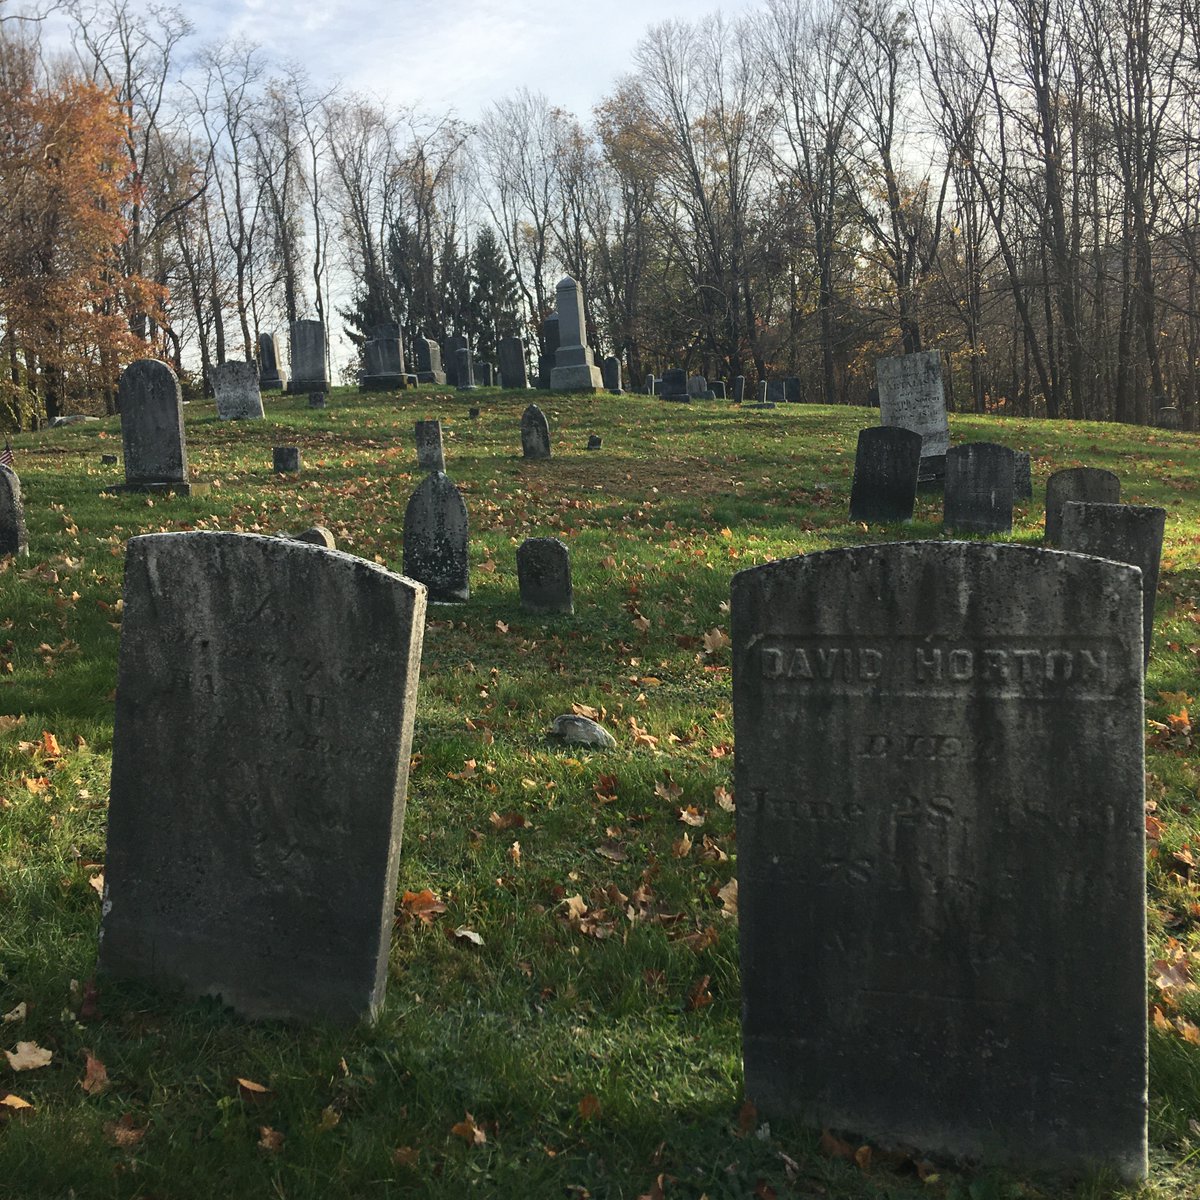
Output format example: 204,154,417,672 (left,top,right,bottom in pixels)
0,441,12,469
